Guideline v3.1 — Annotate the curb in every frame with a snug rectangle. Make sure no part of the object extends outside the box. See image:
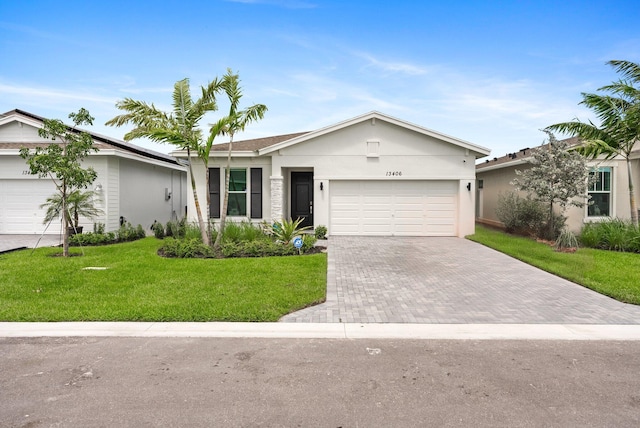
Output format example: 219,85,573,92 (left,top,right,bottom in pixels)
2,322,640,340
